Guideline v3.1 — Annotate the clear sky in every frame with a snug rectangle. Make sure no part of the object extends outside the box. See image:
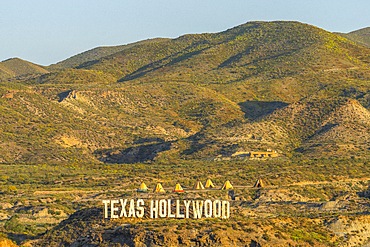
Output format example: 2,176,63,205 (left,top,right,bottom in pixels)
1,0,370,65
